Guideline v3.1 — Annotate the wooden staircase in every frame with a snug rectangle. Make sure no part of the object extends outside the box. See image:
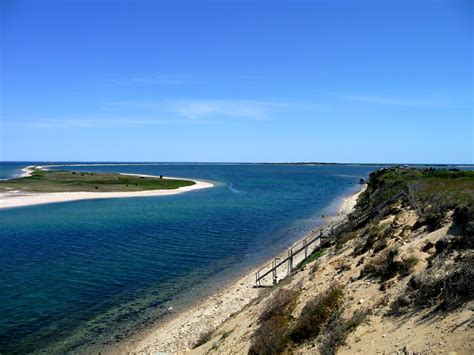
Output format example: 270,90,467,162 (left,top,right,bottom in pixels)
254,188,407,287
